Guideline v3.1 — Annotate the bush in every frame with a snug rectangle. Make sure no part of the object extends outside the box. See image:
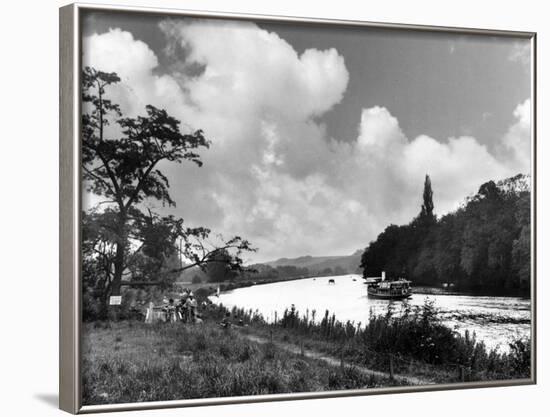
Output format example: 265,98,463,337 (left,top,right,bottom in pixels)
194,287,211,303
508,338,531,376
